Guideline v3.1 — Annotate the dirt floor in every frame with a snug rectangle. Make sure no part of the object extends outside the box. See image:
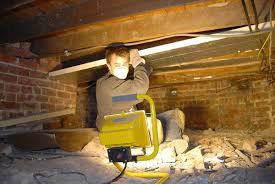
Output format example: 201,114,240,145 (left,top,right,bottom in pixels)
1,129,275,184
